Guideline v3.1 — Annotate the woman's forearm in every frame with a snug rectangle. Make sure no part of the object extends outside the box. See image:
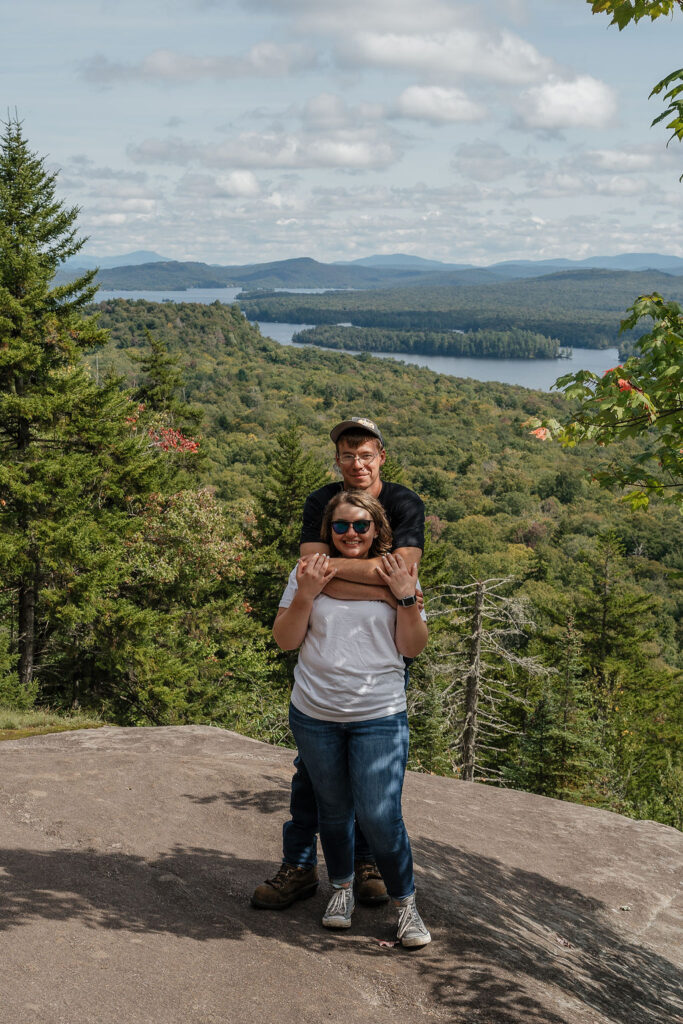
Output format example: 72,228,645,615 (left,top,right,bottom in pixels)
272,594,315,650
395,606,428,658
